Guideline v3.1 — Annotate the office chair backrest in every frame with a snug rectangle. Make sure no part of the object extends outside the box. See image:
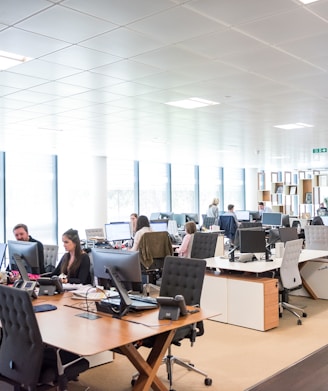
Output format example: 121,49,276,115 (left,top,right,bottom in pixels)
304,225,328,250
0,285,44,388
190,232,220,259
160,256,206,306
202,216,216,229
280,239,303,290
138,231,173,269
218,215,238,240
43,244,59,273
